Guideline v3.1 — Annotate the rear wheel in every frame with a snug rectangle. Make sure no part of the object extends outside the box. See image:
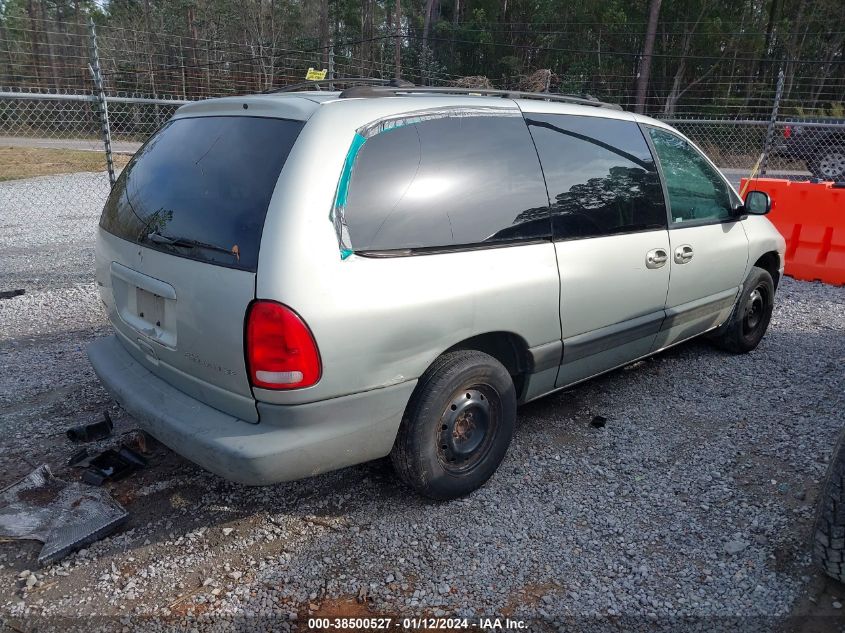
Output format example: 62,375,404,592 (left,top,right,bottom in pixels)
708,266,774,354
391,351,516,500
813,426,845,583
808,145,845,181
